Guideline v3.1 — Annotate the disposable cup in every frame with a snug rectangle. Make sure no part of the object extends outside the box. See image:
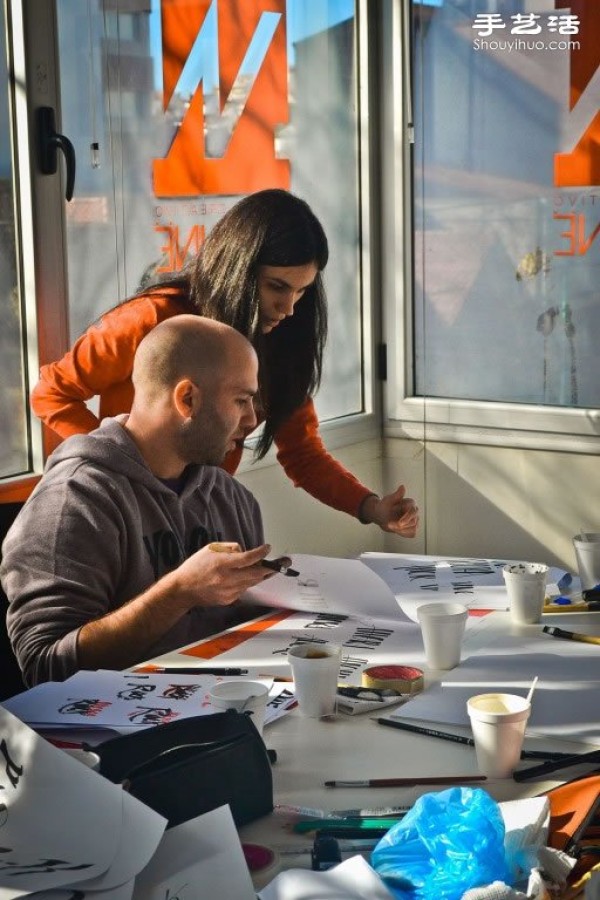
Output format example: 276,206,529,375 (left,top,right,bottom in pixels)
208,681,269,736
62,748,101,771
287,642,341,718
416,602,468,670
503,563,549,625
467,692,531,778
573,534,600,591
